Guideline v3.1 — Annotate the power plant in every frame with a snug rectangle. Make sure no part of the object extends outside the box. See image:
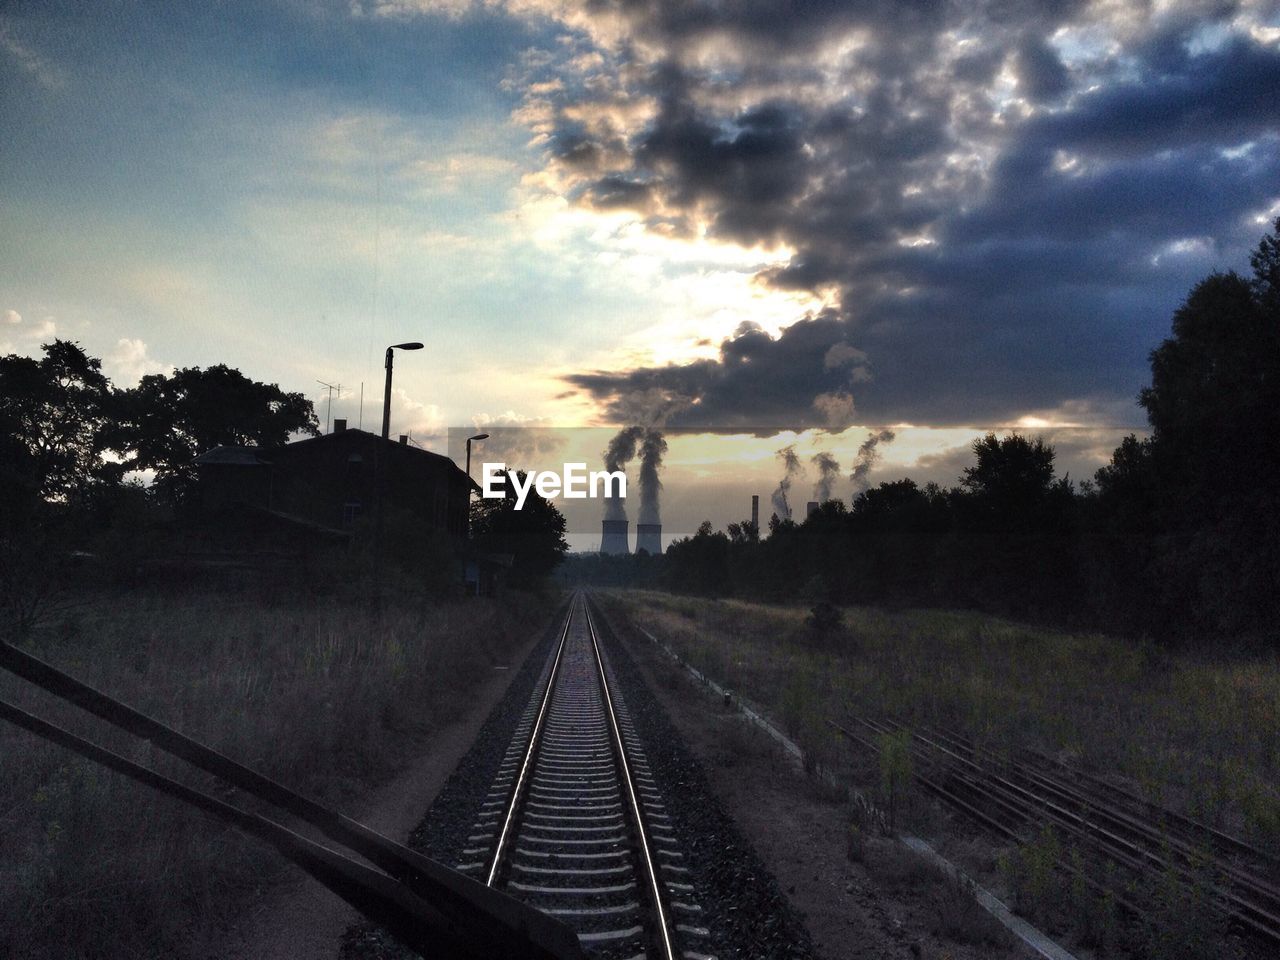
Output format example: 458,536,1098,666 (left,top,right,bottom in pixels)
599,424,666,557
635,522,662,556
601,519,630,555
